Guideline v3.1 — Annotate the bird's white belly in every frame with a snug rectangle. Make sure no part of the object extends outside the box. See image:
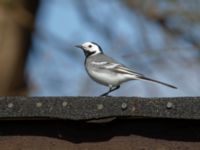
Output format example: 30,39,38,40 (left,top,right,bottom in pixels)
88,70,132,86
